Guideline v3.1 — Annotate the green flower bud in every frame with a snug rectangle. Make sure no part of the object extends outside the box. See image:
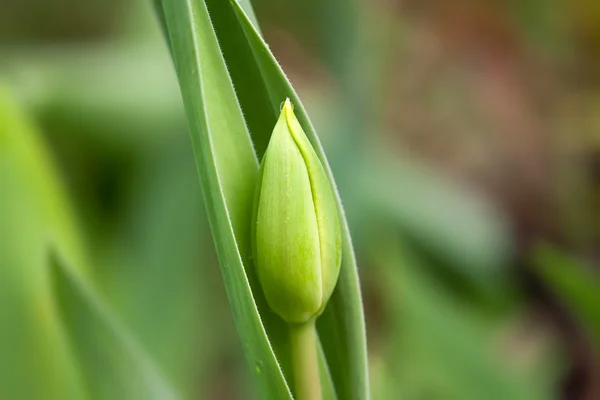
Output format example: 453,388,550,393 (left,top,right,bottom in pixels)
252,99,342,324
